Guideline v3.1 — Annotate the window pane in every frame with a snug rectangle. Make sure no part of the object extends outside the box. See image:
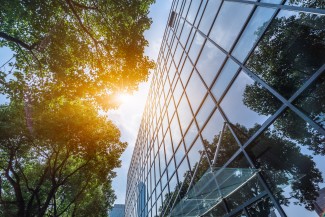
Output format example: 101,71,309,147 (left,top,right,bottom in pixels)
164,129,173,163
284,0,325,9
175,143,186,167
170,114,182,147
232,7,276,63
211,58,239,101
187,138,205,170
184,121,198,151
201,109,224,145
188,32,205,63
247,197,282,217
245,109,325,217
187,0,201,24
220,71,282,143
196,40,226,87
246,10,325,99
173,79,184,106
196,94,215,128
180,57,193,86
209,2,253,51
186,70,207,114
180,22,191,46
294,72,325,130
177,95,193,133
199,0,222,35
